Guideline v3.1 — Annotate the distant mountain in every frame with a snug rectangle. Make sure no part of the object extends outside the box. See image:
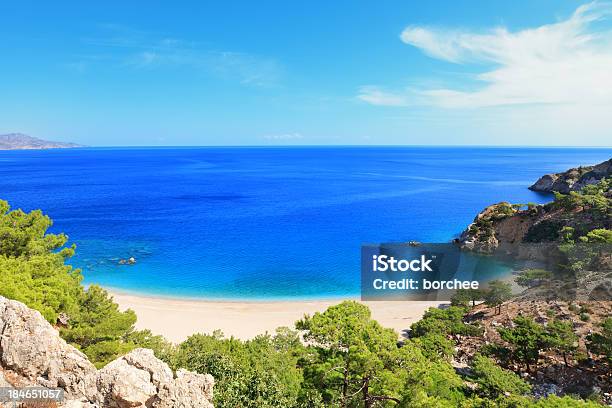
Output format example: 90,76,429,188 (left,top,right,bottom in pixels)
0,133,83,150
